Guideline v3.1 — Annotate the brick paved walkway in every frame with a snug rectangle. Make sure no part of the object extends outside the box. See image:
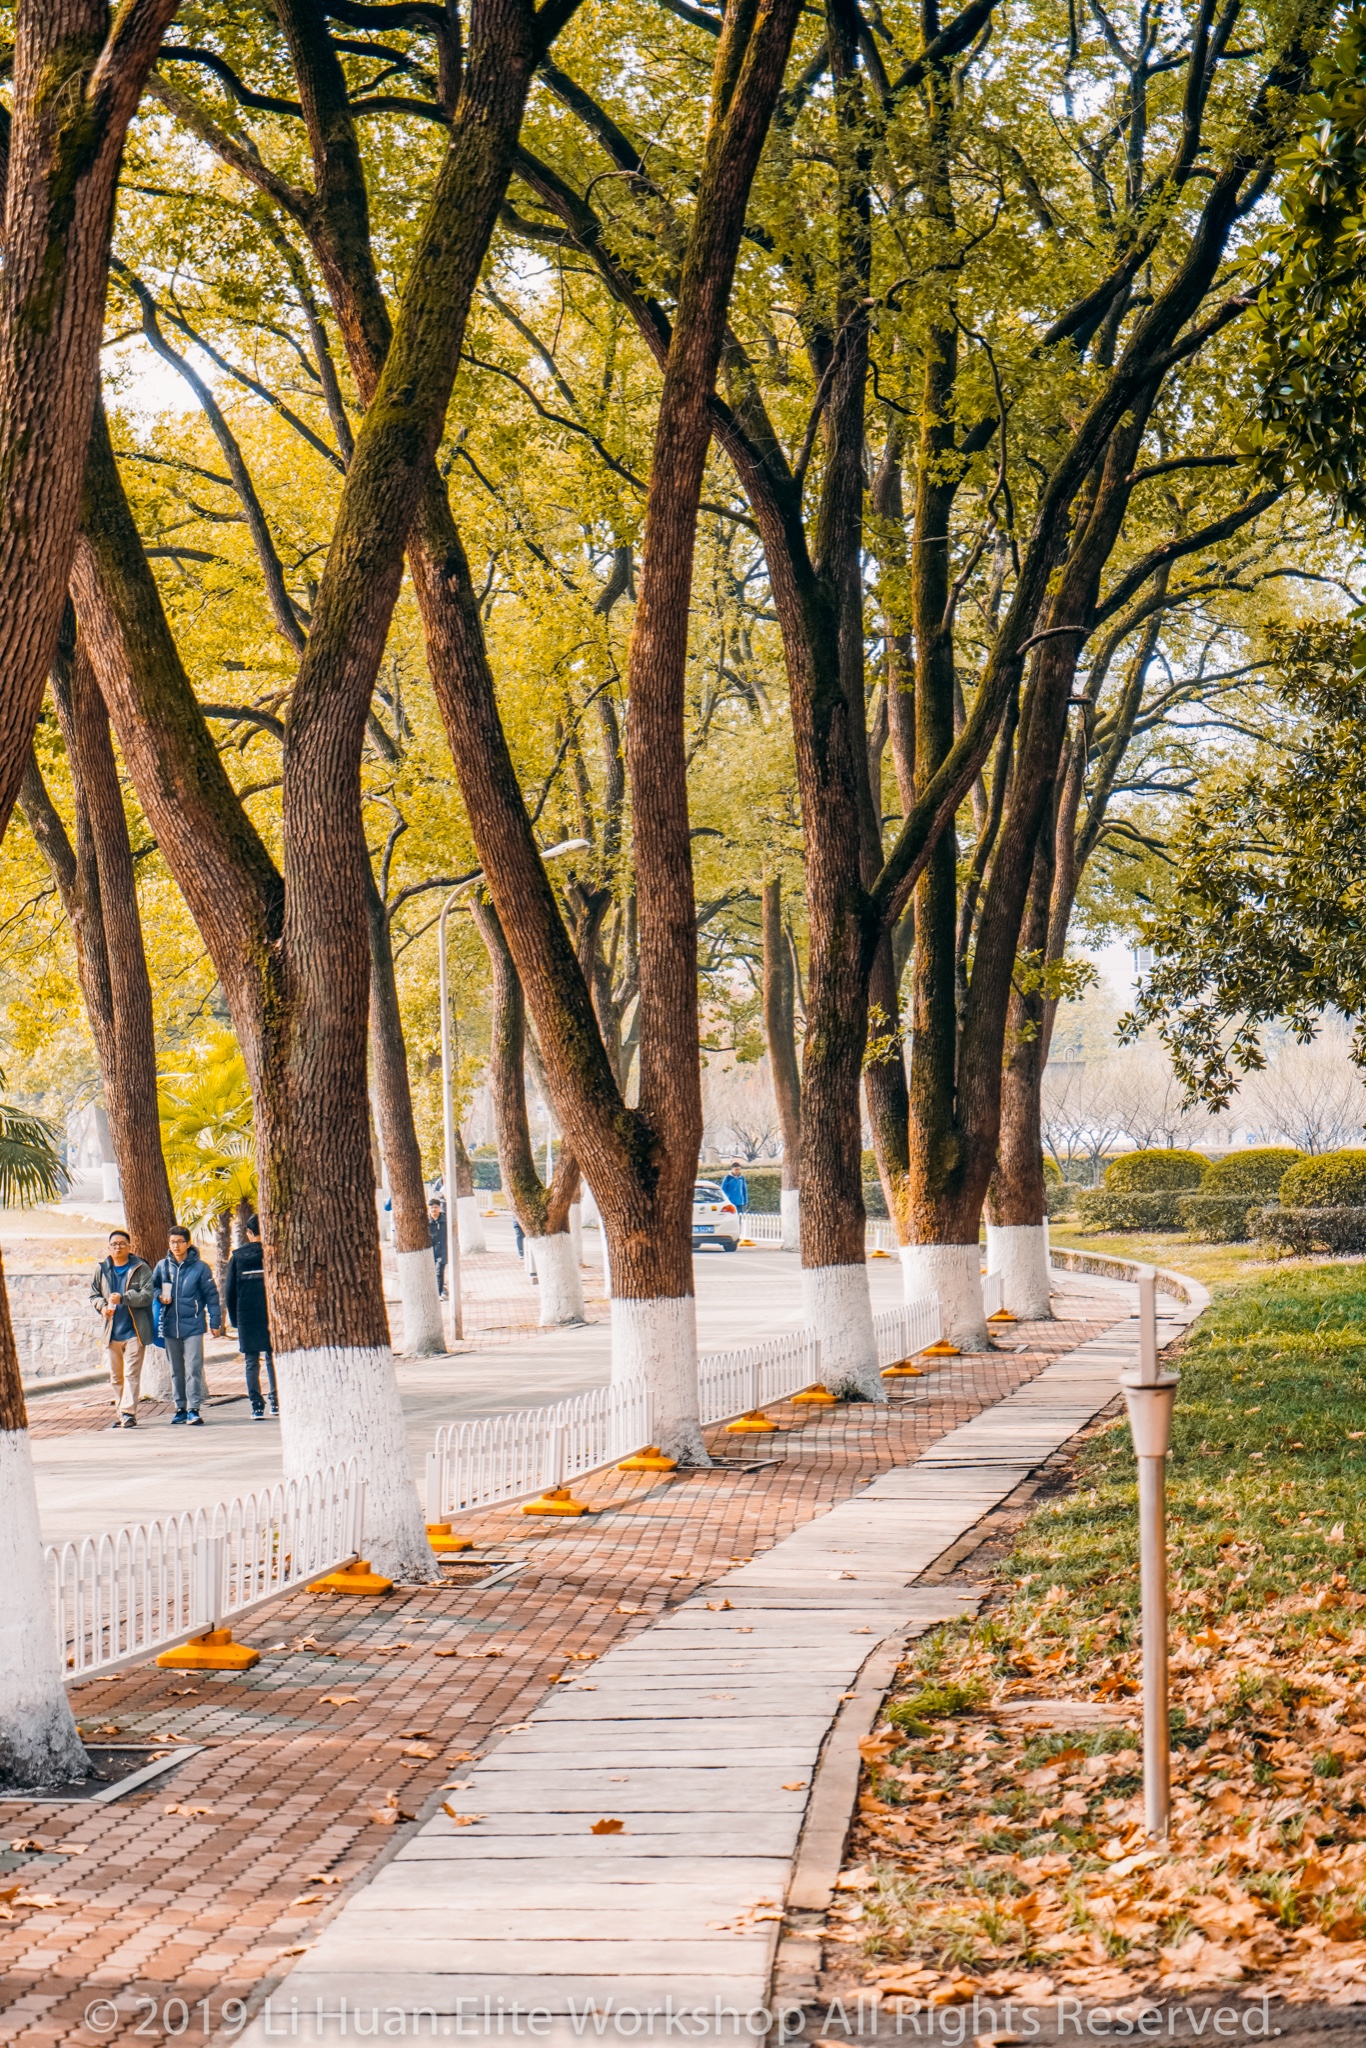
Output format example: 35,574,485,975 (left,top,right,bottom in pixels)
1,1273,1128,2048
